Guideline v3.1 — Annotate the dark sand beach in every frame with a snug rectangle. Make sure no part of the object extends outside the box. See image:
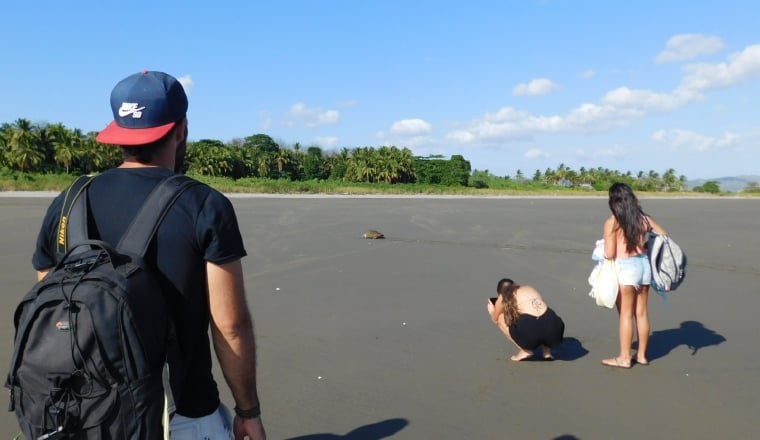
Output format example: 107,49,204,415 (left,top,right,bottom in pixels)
1,194,758,439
